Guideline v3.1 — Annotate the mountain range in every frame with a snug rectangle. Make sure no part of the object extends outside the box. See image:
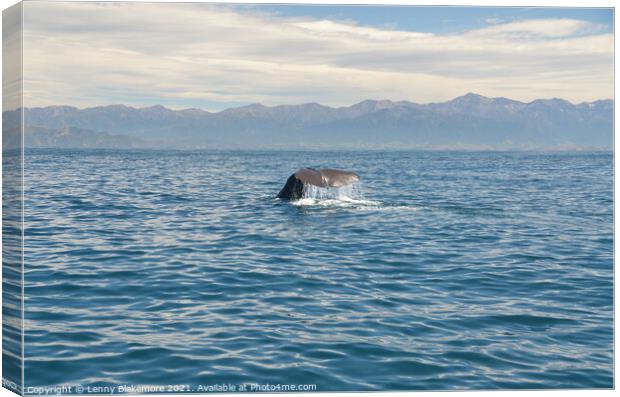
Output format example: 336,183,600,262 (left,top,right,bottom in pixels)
2,93,613,150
